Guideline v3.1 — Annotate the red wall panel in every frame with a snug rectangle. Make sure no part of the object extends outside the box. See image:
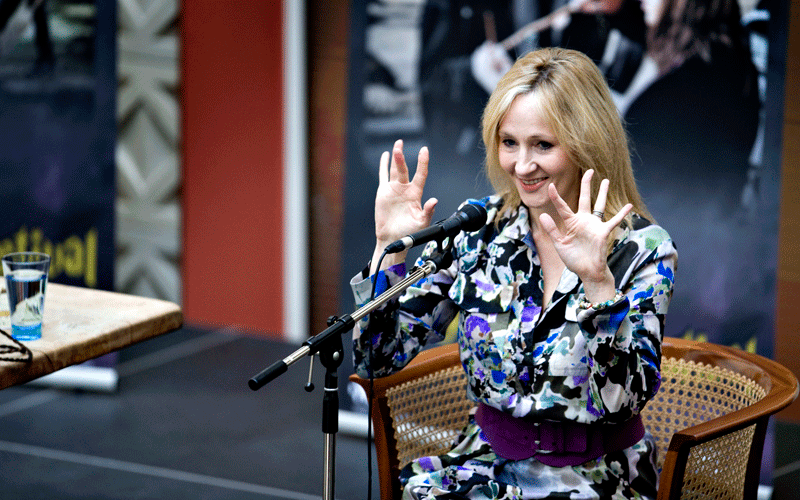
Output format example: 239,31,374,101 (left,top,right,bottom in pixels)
182,1,284,336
